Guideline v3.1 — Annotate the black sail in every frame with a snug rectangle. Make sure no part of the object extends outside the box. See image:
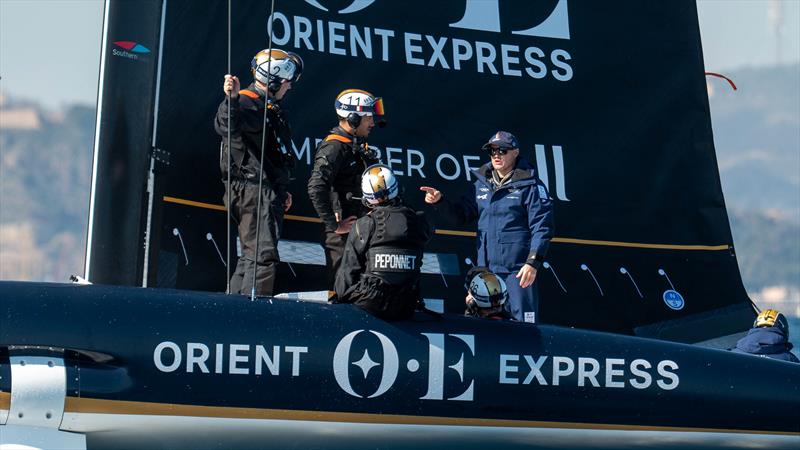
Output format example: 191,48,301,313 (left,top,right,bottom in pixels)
86,0,754,342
